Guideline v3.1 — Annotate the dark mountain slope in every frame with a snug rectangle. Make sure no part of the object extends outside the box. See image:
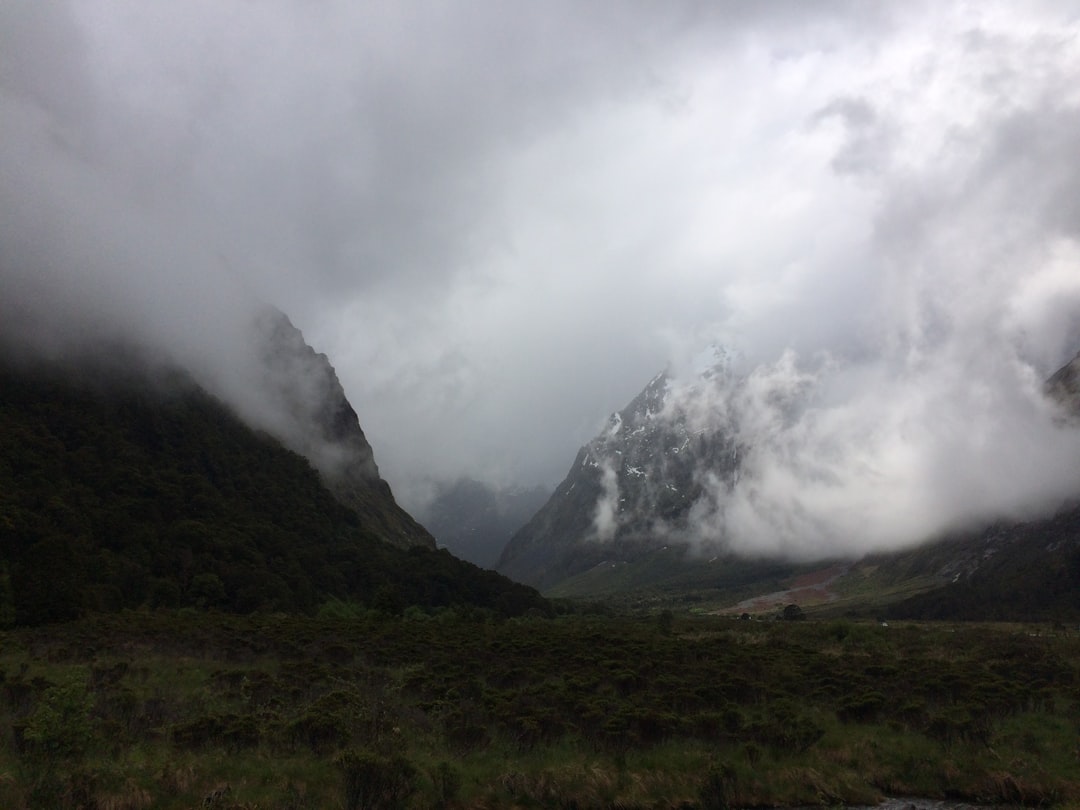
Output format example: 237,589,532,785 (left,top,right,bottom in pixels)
876,505,1080,621
0,359,546,626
